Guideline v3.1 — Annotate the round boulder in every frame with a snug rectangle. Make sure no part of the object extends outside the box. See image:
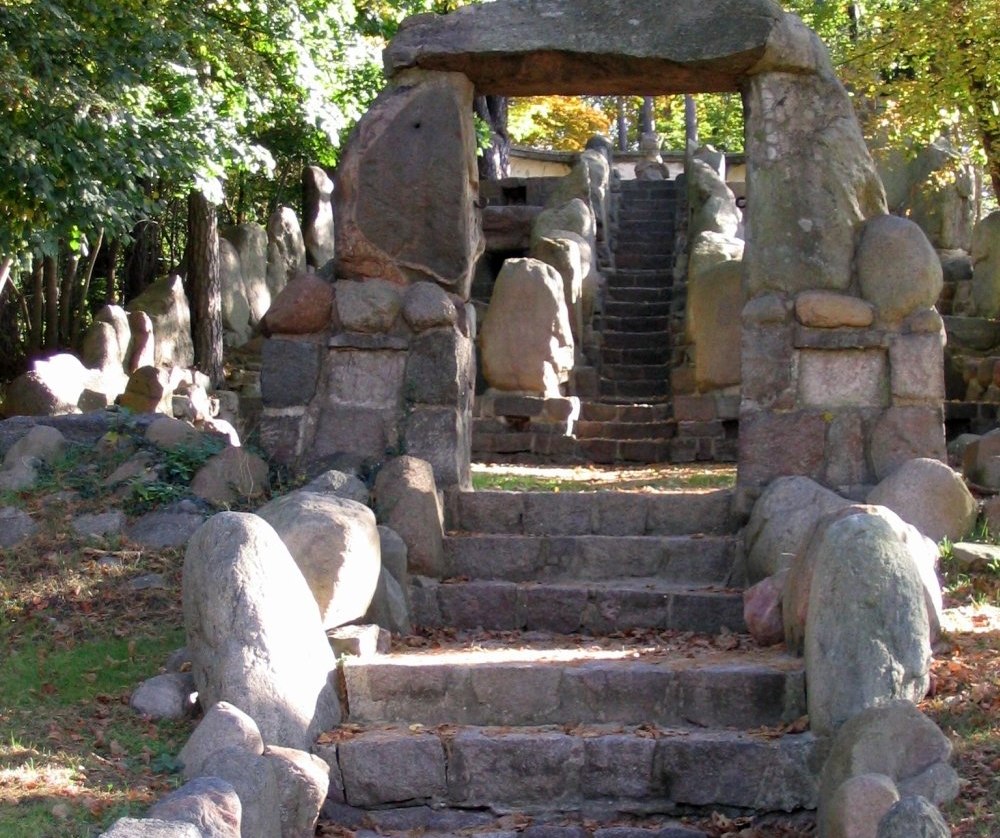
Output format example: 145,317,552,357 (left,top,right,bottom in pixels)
805,513,932,736
256,490,380,630
744,475,850,584
857,215,943,327
867,457,976,543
